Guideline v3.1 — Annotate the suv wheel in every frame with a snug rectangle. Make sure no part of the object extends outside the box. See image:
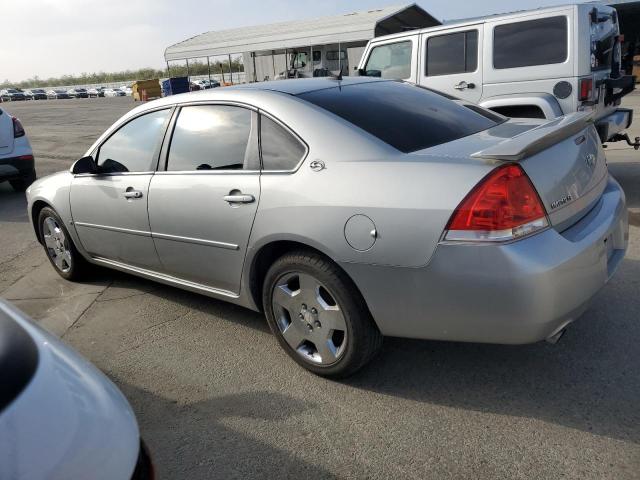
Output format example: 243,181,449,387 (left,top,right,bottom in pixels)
10,169,36,192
